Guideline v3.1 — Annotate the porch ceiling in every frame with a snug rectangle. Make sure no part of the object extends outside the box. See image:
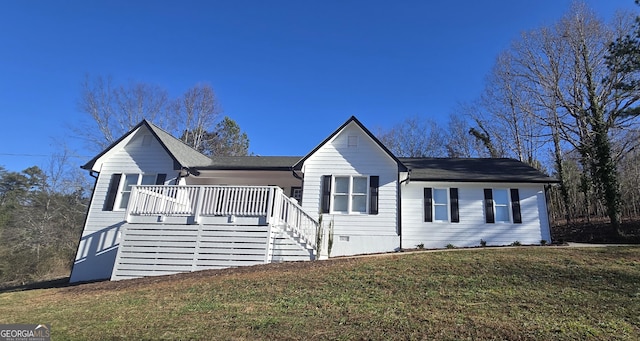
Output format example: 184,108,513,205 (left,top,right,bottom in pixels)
185,170,301,187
